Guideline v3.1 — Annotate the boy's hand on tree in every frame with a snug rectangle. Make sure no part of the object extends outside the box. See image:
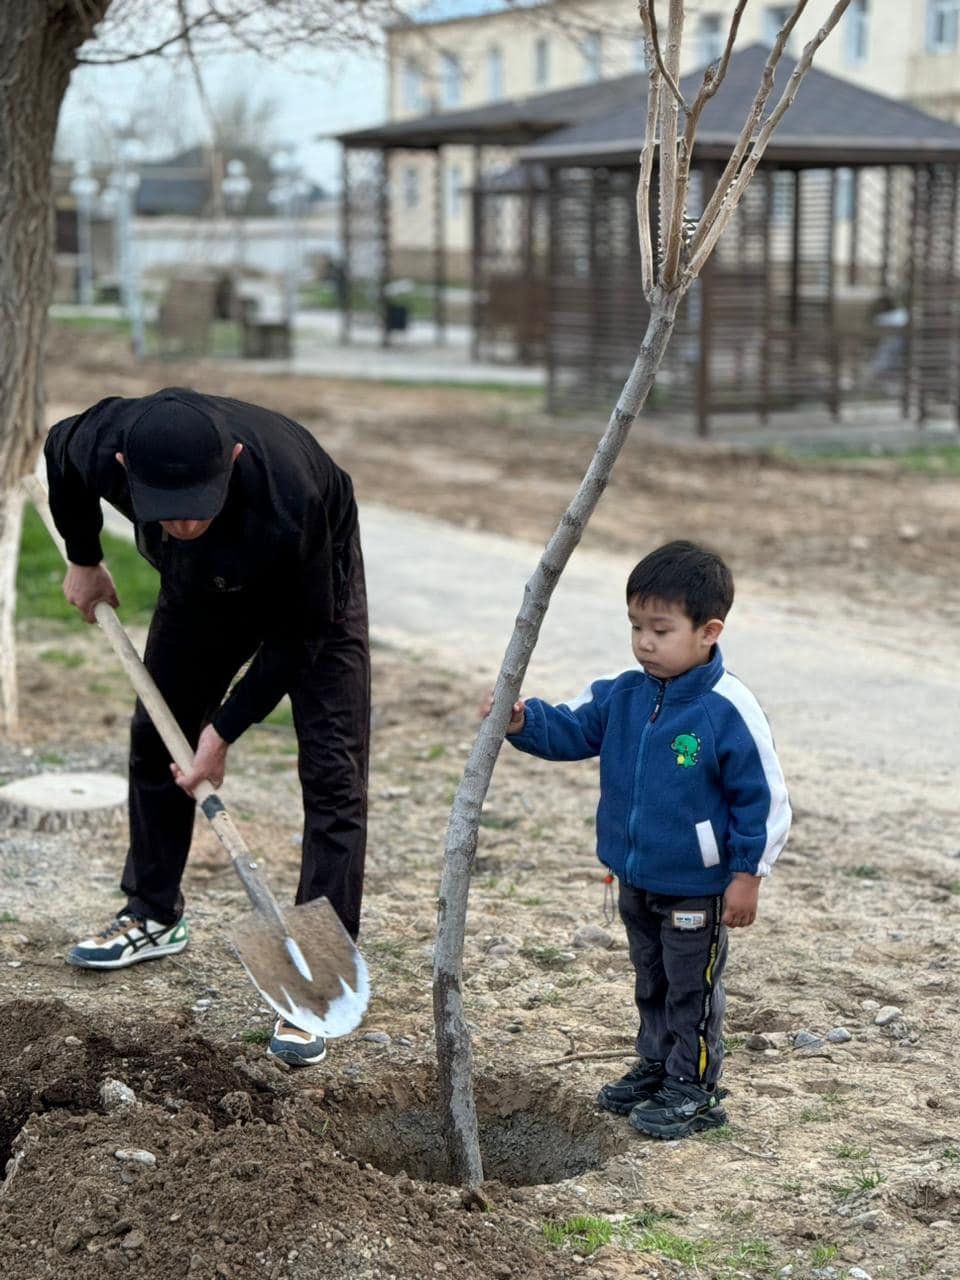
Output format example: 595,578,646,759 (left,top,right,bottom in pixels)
722,872,761,928
63,562,119,623
480,690,526,734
